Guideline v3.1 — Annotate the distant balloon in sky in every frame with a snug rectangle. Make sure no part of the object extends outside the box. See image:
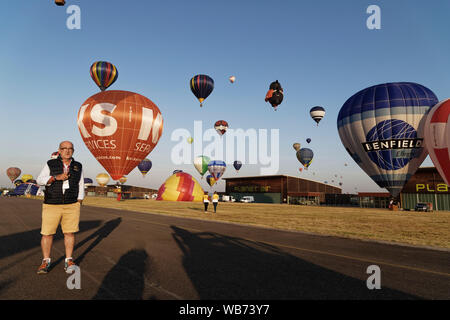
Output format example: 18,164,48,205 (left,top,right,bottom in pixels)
337,82,438,198
424,99,450,186
90,61,118,91
6,167,21,183
214,120,228,136
233,160,242,172
299,167,303,172
78,90,163,180
194,155,210,178
119,176,127,184
206,175,216,187
296,148,314,169
96,173,110,187
229,76,236,83
306,138,311,144
187,137,194,144
84,178,93,187
55,0,65,6
208,160,226,181
265,80,284,111
293,143,301,152
310,106,325,125
190,74,214,107
138,158,152,177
